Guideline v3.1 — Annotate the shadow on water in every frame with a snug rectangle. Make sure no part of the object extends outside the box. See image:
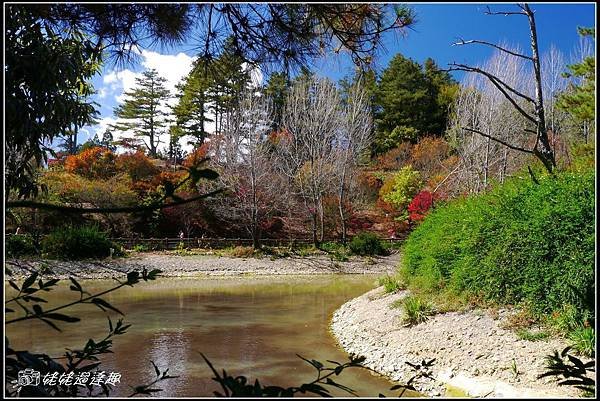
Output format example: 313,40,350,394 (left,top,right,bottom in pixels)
5,275,419,397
